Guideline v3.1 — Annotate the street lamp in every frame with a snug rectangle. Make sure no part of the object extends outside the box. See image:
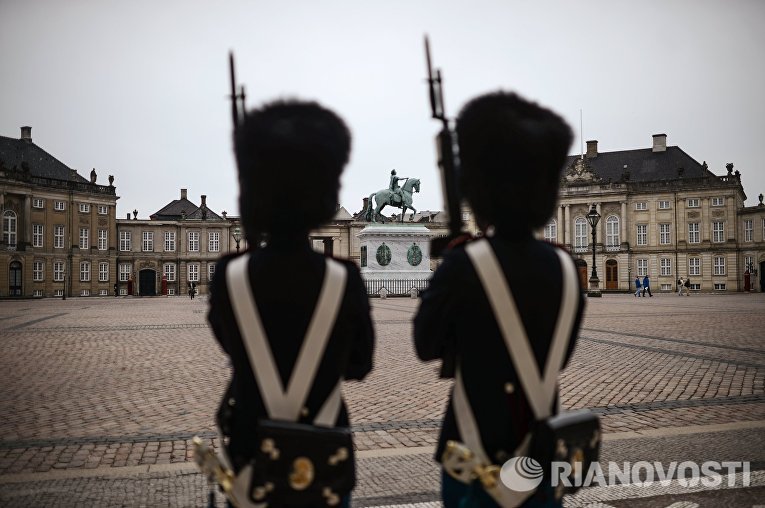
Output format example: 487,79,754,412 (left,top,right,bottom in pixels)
585,203,601,297
233,226,242,253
